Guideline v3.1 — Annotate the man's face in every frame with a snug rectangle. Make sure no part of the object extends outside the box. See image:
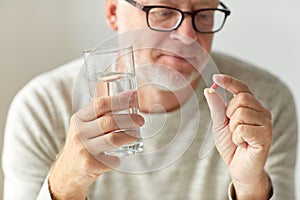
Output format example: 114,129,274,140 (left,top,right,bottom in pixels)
112,0,218,77
106,0,219,112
